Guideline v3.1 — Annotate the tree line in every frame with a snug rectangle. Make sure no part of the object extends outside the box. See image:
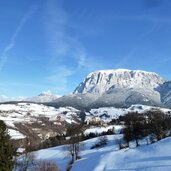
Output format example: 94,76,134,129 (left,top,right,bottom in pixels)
122,109,171,147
